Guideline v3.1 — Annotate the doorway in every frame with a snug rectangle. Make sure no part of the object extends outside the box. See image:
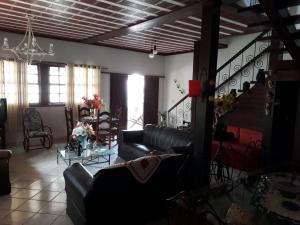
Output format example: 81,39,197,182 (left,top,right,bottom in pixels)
127,74,144,130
